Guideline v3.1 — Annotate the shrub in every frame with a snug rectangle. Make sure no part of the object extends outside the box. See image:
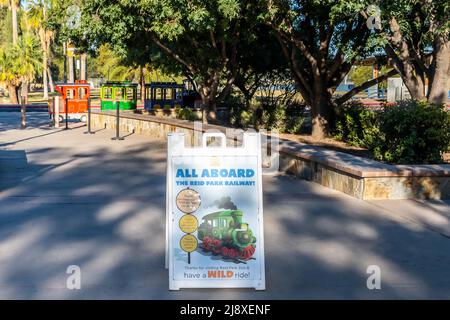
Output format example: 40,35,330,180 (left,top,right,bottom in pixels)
334,100,450,164
229,107,253,128
374,100,450,164
332,101,381,148
260,102,305,134
175,106,199,121
228,100,305,134
226,95,249,127
283,102,306,134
